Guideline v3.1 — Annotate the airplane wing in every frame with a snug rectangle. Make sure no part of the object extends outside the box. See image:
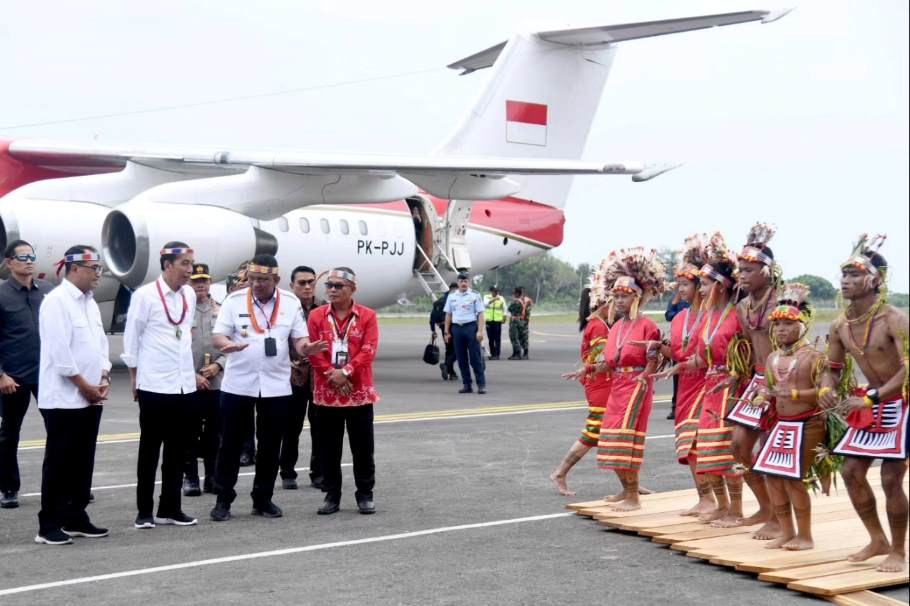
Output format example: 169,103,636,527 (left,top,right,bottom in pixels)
7,141,677,214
